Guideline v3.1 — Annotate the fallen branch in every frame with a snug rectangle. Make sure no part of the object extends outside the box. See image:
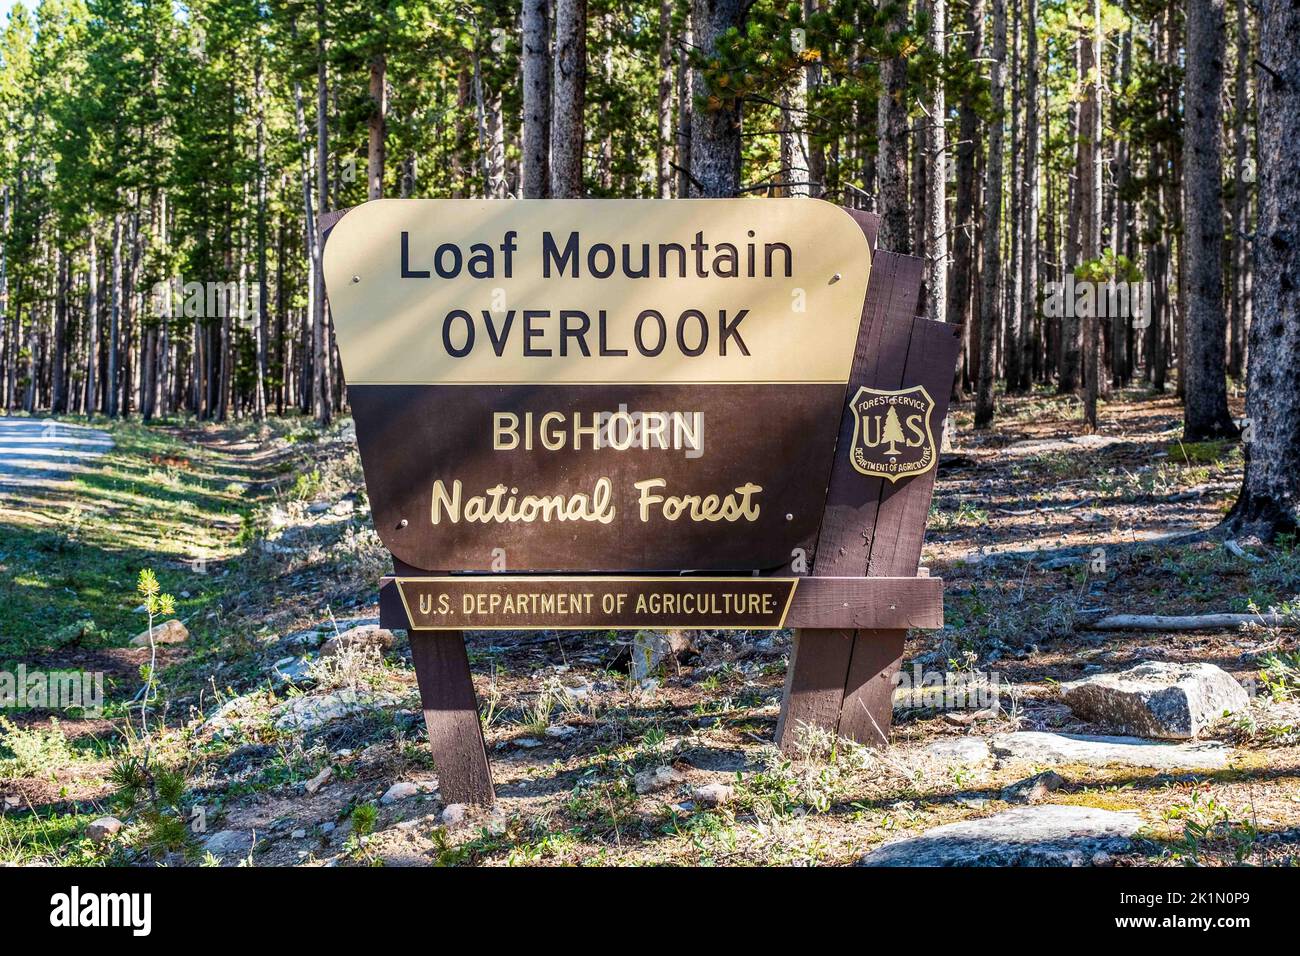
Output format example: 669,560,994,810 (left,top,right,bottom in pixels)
994,499,1095,516
1085,611,1296,632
